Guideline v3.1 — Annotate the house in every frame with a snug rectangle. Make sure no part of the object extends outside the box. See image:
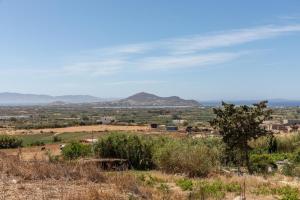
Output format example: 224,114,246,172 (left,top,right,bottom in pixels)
166,126,178,131
172,119,187,125
0,115,30,120
271,124,289,133
262,120,279,131
283,119,300,126
80,139,98,143
150,123,158,129
97,116,115,125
